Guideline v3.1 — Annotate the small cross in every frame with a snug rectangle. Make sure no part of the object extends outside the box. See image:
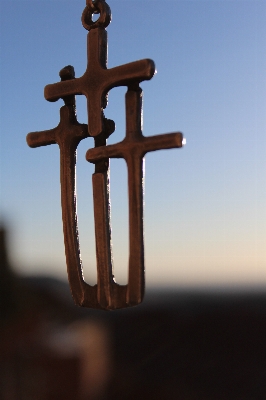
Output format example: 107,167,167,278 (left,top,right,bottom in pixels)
86,85,184,306
26,66,113,309
44,1,155,138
